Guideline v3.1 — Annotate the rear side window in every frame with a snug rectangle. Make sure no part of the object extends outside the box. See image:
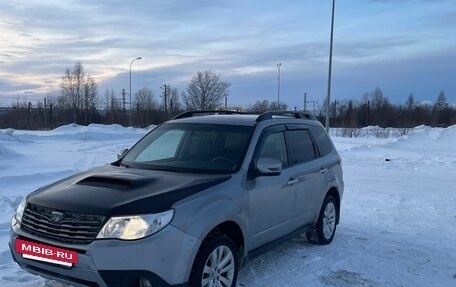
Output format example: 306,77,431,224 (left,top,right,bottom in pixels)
309,125,333,156
286,130,316,165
